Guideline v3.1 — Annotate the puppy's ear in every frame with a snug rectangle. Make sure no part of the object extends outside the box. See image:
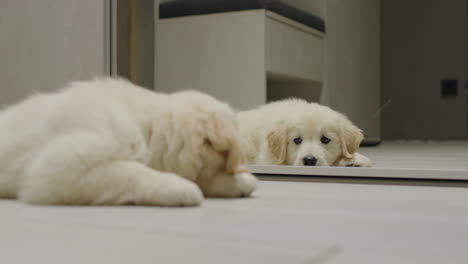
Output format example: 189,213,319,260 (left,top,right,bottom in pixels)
203,113,242,174
339,119,364,159
267,126,288,165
